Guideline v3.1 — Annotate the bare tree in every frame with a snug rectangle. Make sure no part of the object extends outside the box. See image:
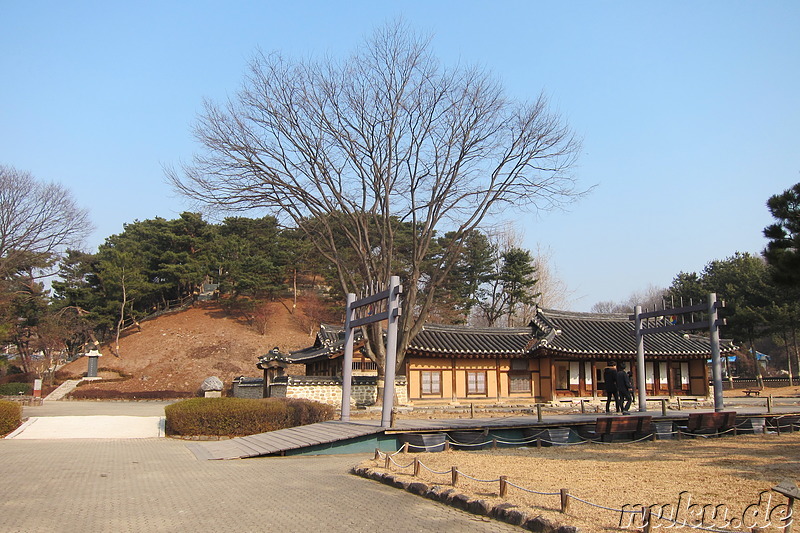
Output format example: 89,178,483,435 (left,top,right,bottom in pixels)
0,165,92,278
590,284,667,314
169,22,583,388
